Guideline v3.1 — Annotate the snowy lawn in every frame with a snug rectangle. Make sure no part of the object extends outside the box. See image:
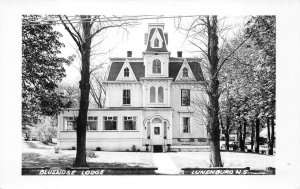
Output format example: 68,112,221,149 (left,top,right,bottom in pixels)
168,151,275,170
23,141,275,170
22,141,154,168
